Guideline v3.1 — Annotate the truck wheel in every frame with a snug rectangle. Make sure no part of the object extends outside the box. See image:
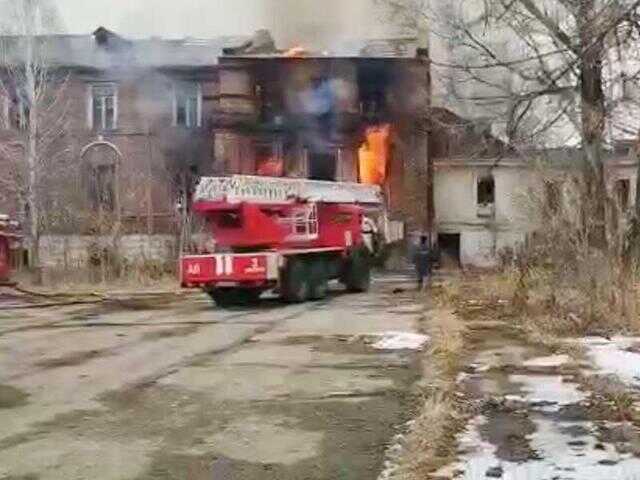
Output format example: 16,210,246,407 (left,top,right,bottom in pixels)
343,249,371,293
208,288,261,307
308,259,329,300
282,258,310,303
